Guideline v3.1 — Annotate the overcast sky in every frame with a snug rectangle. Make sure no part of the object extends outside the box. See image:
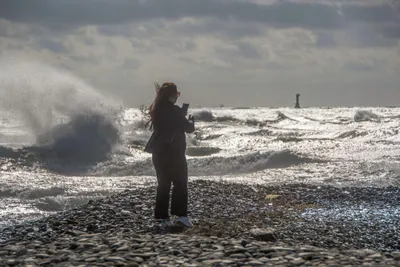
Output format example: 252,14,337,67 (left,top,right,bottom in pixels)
0,0,399,107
